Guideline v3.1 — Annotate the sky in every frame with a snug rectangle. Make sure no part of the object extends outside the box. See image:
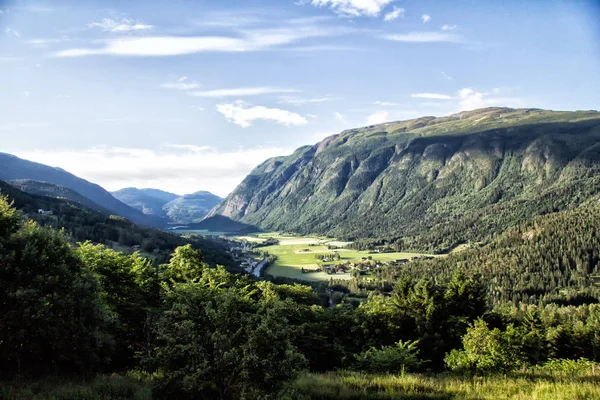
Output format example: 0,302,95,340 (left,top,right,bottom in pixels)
1,0,599,197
